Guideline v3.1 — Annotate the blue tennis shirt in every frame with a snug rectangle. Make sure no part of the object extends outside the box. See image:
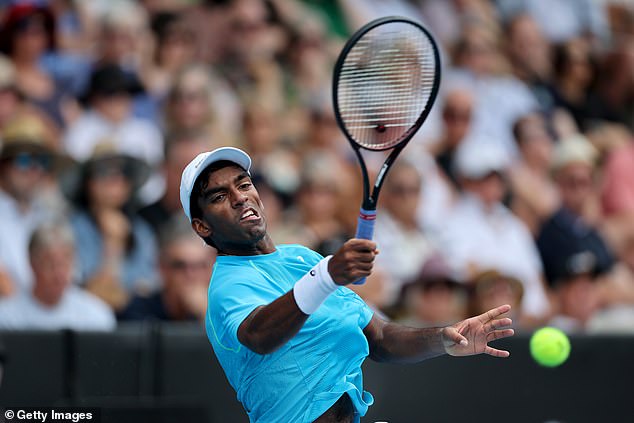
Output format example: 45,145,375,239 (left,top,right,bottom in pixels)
205,244,375,422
